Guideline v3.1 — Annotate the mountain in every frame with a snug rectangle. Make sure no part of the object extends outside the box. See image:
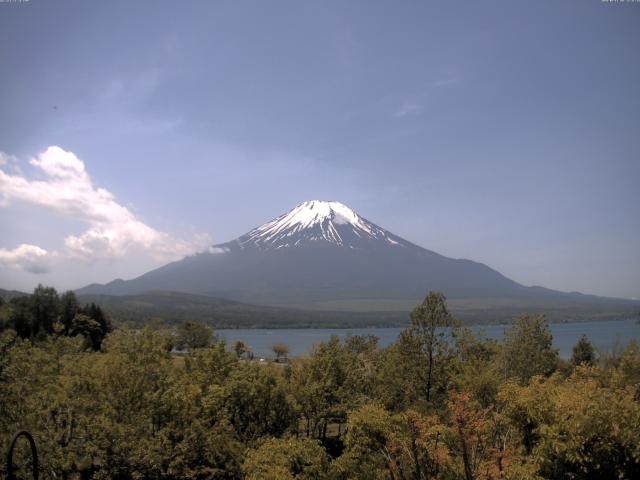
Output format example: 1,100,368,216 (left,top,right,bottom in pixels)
78,200,638,319
0,288,29,302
